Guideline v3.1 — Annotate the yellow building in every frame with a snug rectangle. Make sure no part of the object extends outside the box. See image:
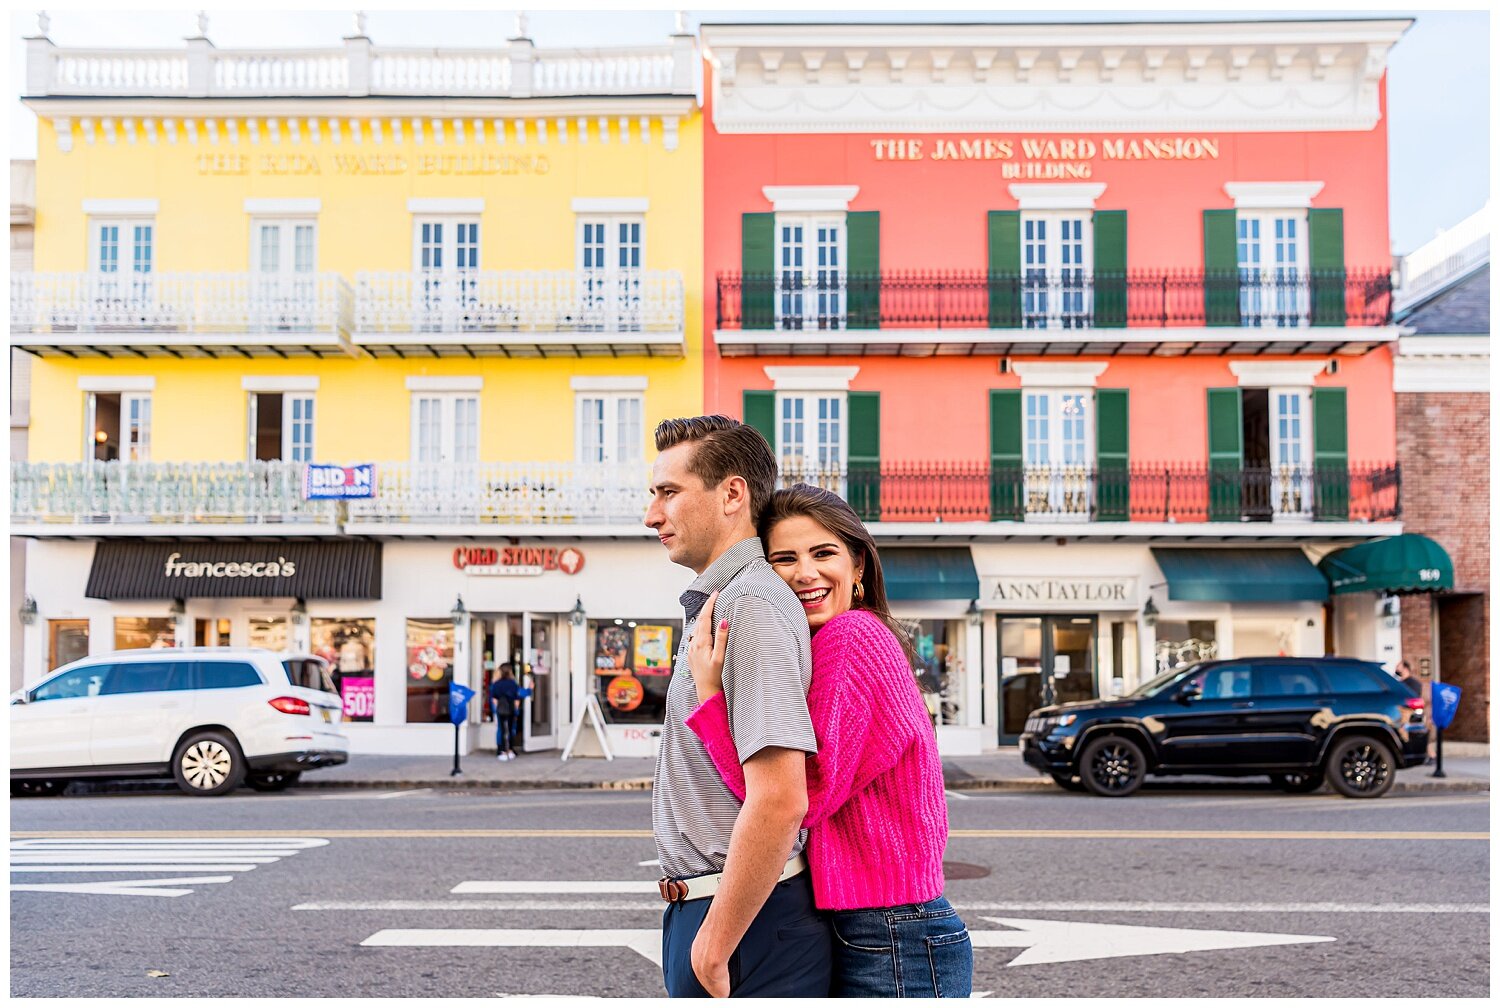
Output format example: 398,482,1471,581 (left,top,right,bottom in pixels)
14,17,703,755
